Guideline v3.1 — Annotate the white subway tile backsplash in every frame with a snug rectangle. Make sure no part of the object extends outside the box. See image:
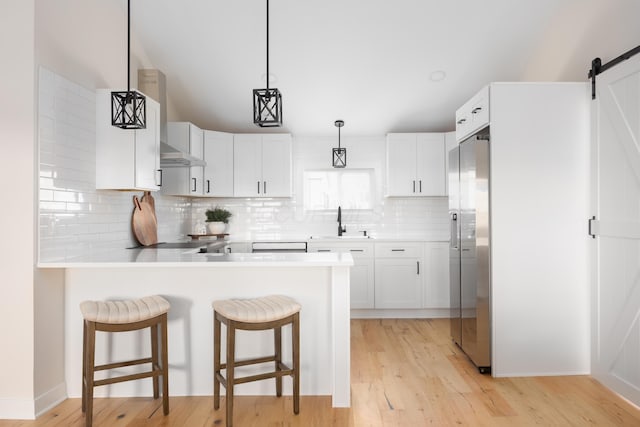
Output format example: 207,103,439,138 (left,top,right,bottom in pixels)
38,67,189,261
